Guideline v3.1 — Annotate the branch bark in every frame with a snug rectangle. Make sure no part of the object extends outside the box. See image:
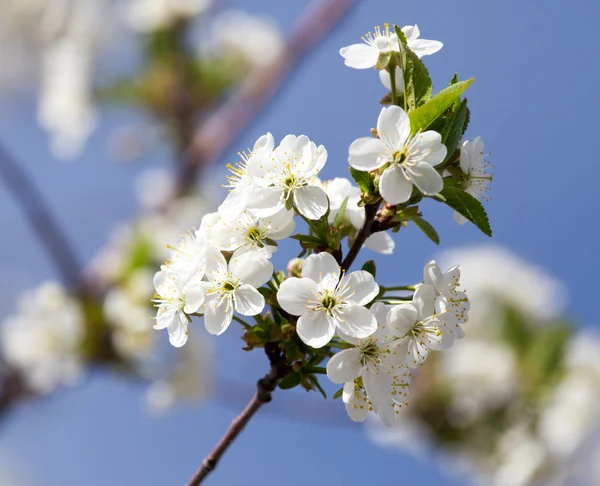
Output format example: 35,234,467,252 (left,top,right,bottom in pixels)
341,202,380,272
186,343,291,486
